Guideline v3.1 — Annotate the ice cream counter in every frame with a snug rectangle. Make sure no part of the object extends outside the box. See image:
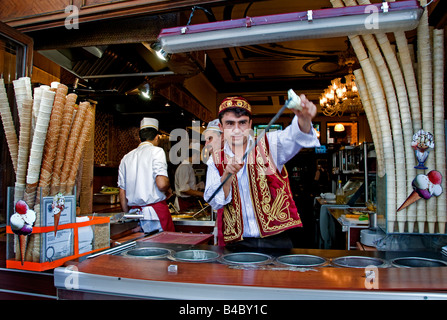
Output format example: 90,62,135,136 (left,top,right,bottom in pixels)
53,238,447,300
